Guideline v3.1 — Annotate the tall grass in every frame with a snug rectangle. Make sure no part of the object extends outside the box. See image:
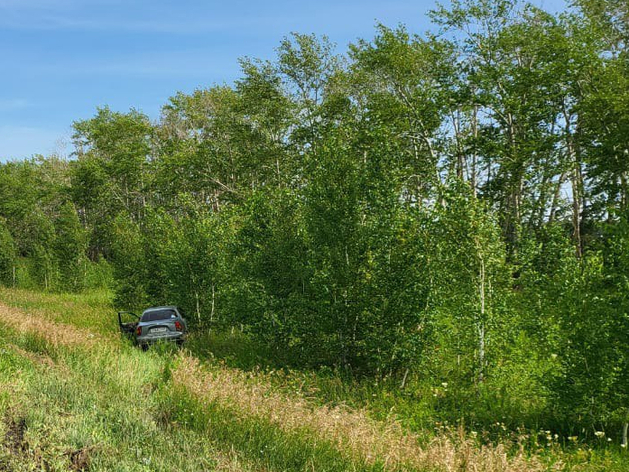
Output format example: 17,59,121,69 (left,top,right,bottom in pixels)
0,336,256,471
0,286,114,335
0,314,382,471
0,288,627,471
